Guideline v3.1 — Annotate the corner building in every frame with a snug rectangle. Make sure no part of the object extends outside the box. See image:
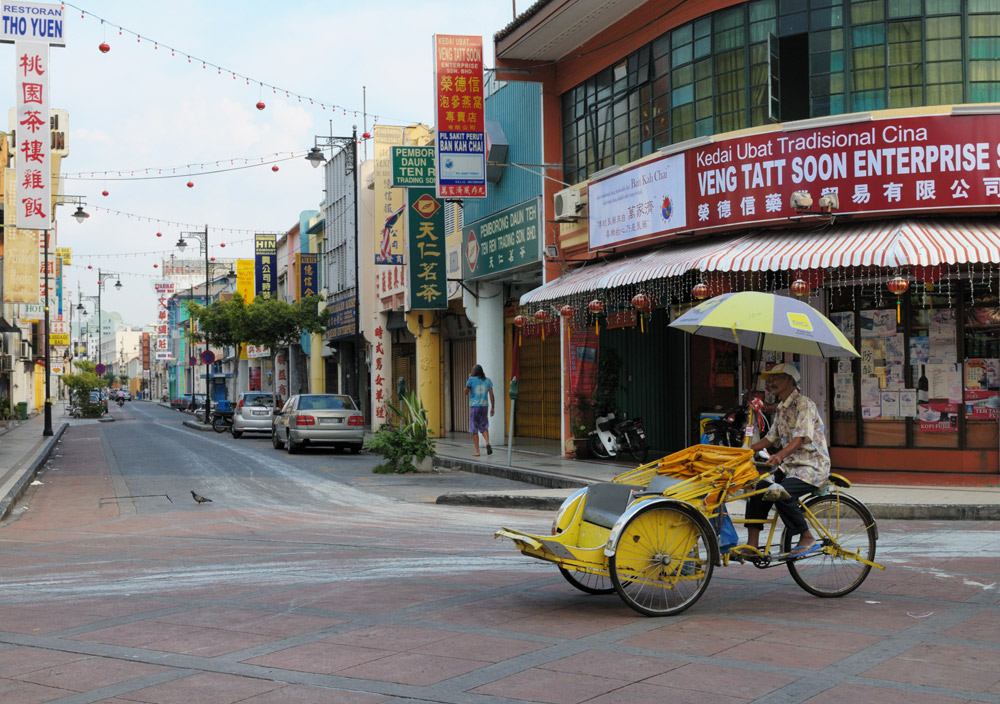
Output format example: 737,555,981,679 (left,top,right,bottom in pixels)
498,0,1000,481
